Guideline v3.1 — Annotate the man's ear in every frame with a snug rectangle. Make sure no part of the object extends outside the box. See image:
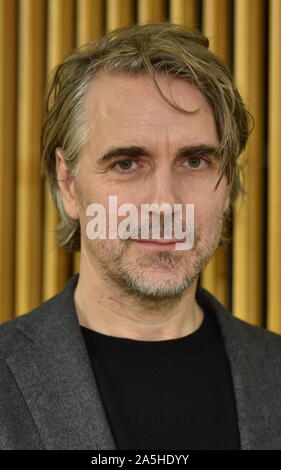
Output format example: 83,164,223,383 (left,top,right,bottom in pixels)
55,147,79,219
